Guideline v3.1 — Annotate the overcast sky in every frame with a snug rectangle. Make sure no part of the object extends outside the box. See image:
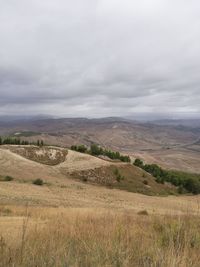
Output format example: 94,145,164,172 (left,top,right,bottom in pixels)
0,0,200,119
